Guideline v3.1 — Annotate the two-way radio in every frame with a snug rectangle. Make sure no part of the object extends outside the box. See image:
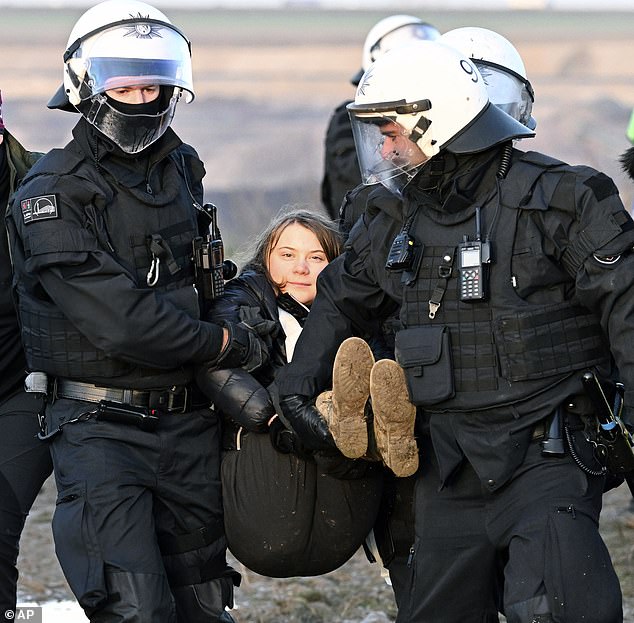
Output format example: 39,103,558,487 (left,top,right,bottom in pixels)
457,207,492,302
193,203,237,305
